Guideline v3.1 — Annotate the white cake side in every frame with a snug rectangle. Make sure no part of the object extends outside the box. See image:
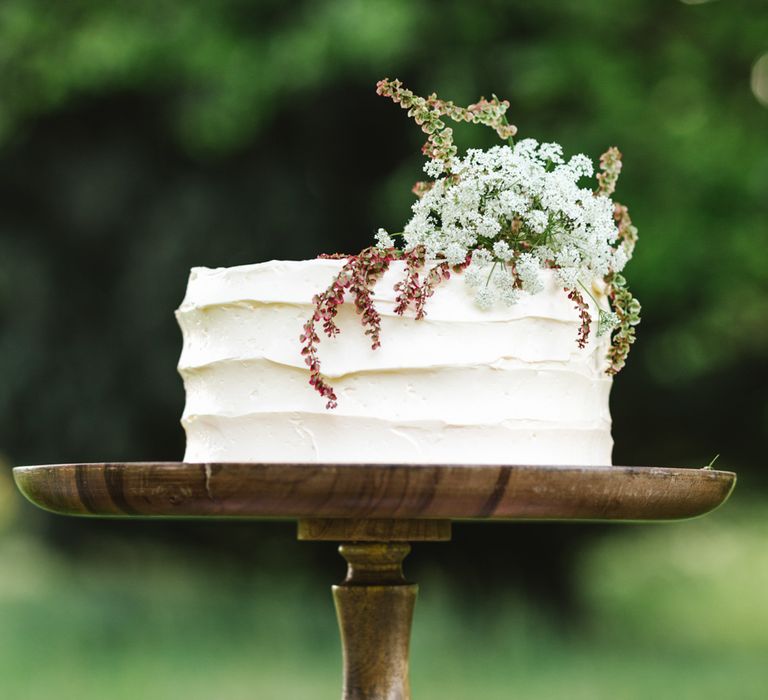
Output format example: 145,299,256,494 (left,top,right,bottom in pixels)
176,259,613,465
